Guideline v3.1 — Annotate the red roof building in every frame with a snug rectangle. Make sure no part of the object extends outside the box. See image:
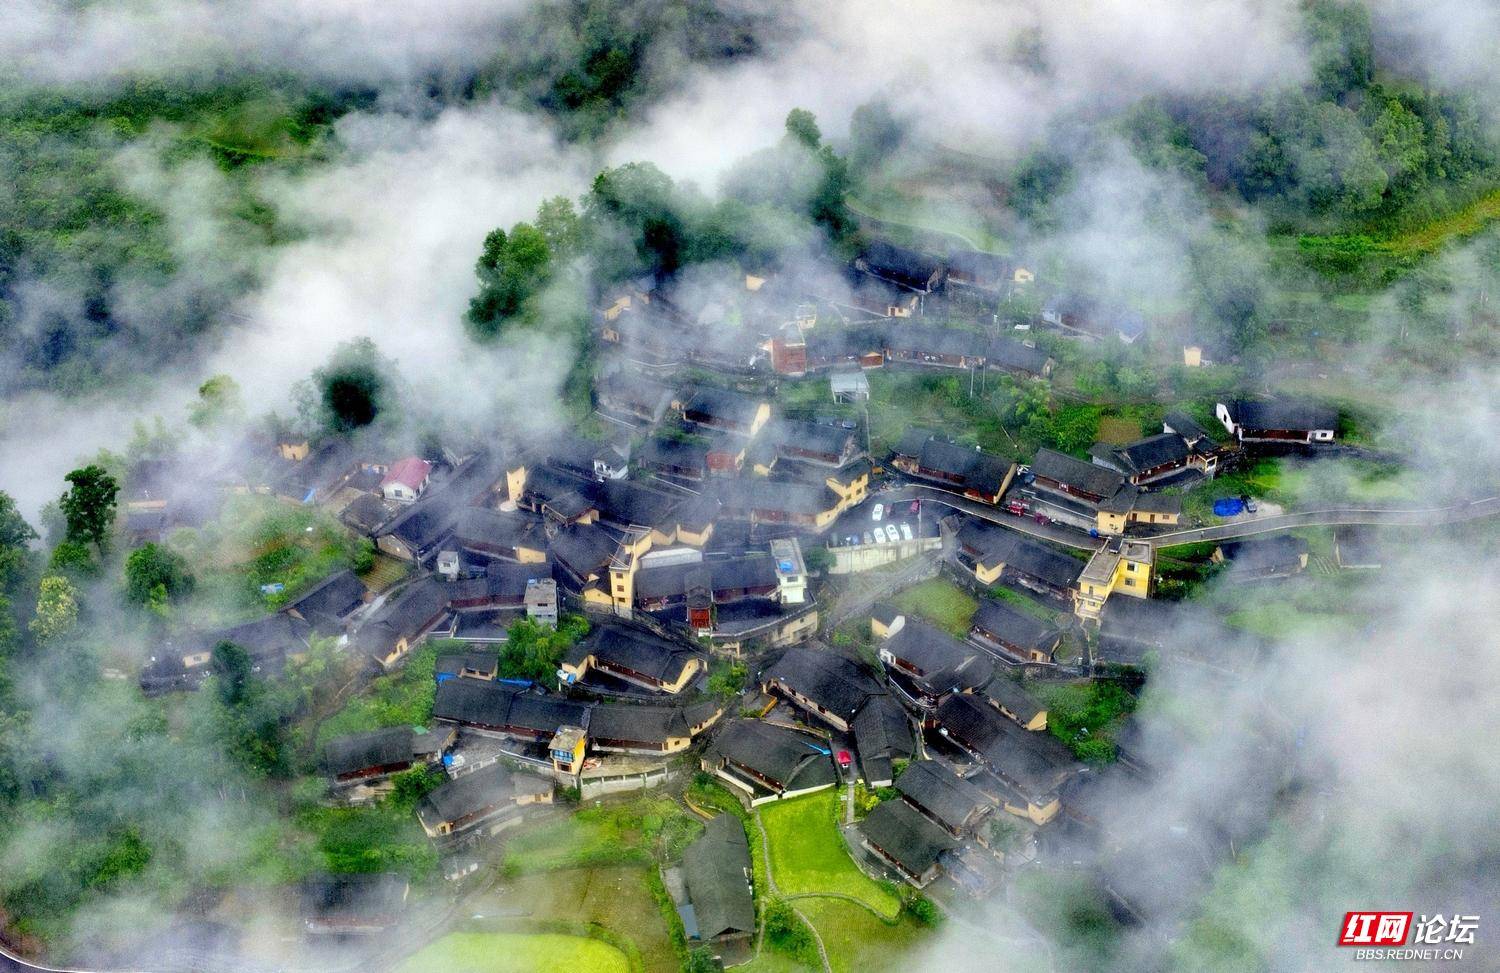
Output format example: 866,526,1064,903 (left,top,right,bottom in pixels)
380,458,432,502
